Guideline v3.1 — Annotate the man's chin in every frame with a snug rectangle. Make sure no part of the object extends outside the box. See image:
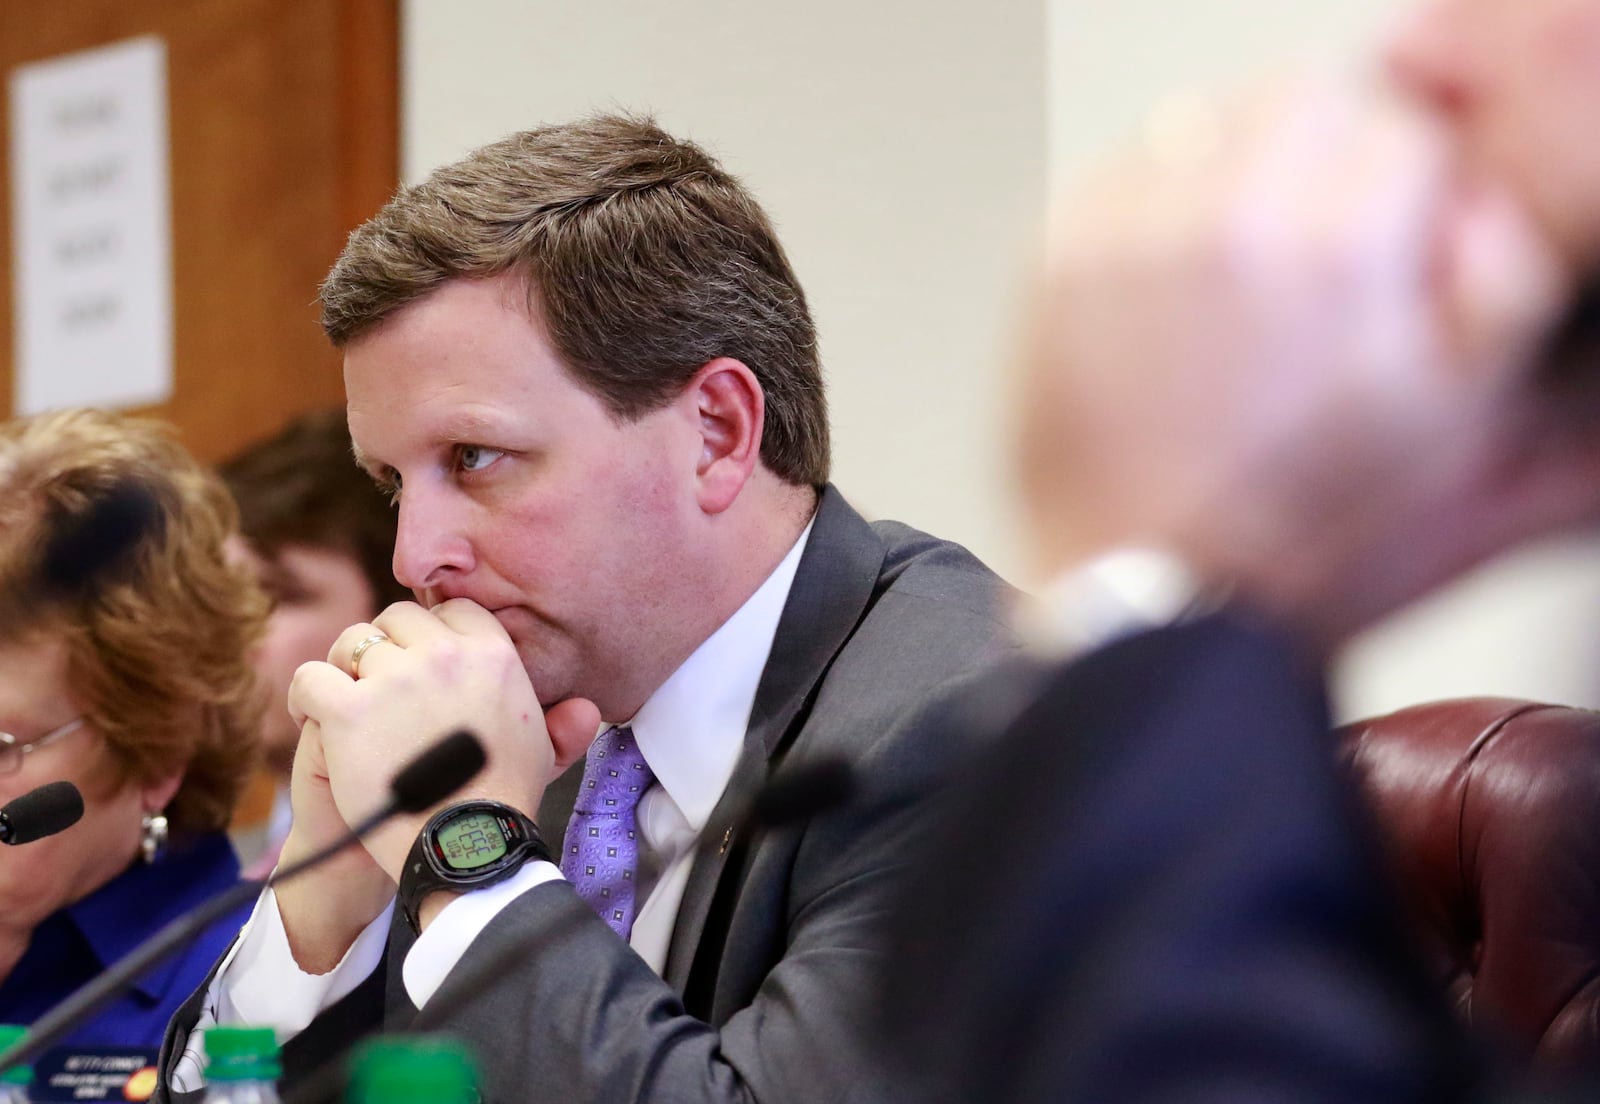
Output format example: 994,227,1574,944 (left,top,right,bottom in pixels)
529,671,611,726
519,655,578,713
504,624,597,714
